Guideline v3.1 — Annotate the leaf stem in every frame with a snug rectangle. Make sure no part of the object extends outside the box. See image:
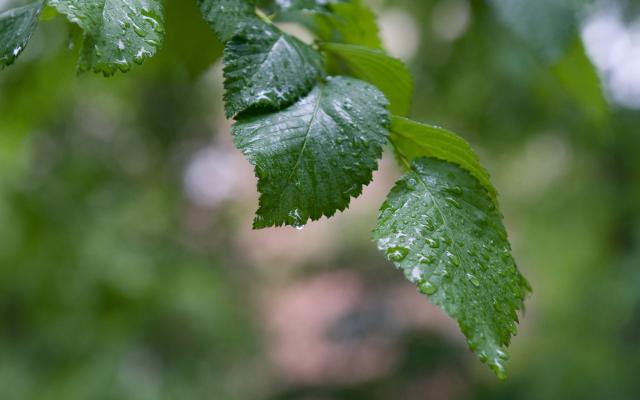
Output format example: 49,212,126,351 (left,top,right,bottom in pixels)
389,133,413,172
255,8,272,24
